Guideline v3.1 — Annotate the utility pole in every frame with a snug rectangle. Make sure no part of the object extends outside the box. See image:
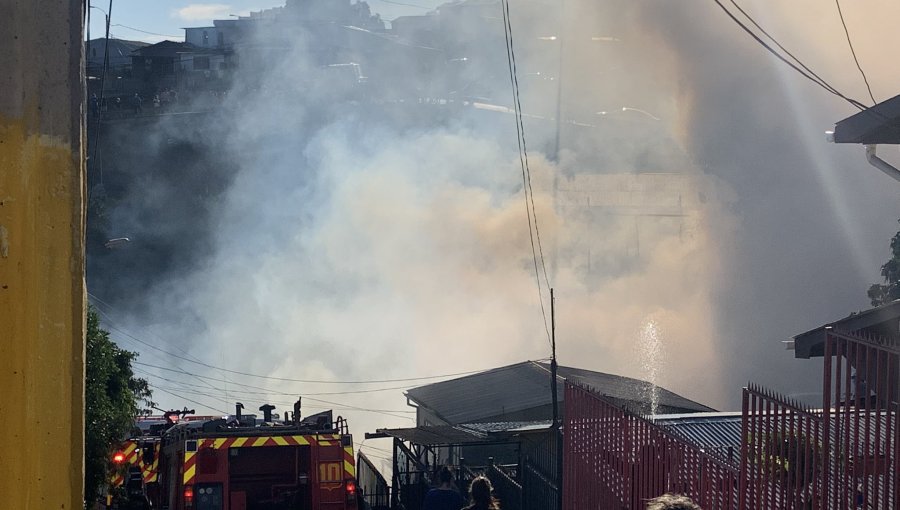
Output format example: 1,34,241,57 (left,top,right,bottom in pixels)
0,2,86,509
550,288,563,510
